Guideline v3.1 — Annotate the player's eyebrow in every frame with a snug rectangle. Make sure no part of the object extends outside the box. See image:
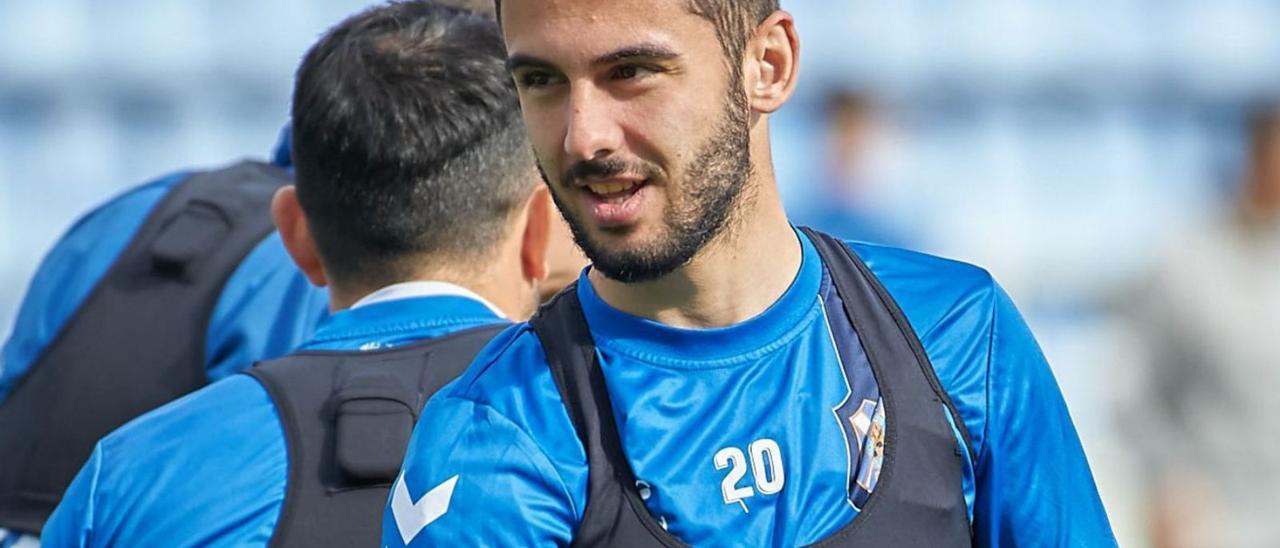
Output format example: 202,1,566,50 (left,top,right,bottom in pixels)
507,54,558,74
591,44,680,67
507,44,681,74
